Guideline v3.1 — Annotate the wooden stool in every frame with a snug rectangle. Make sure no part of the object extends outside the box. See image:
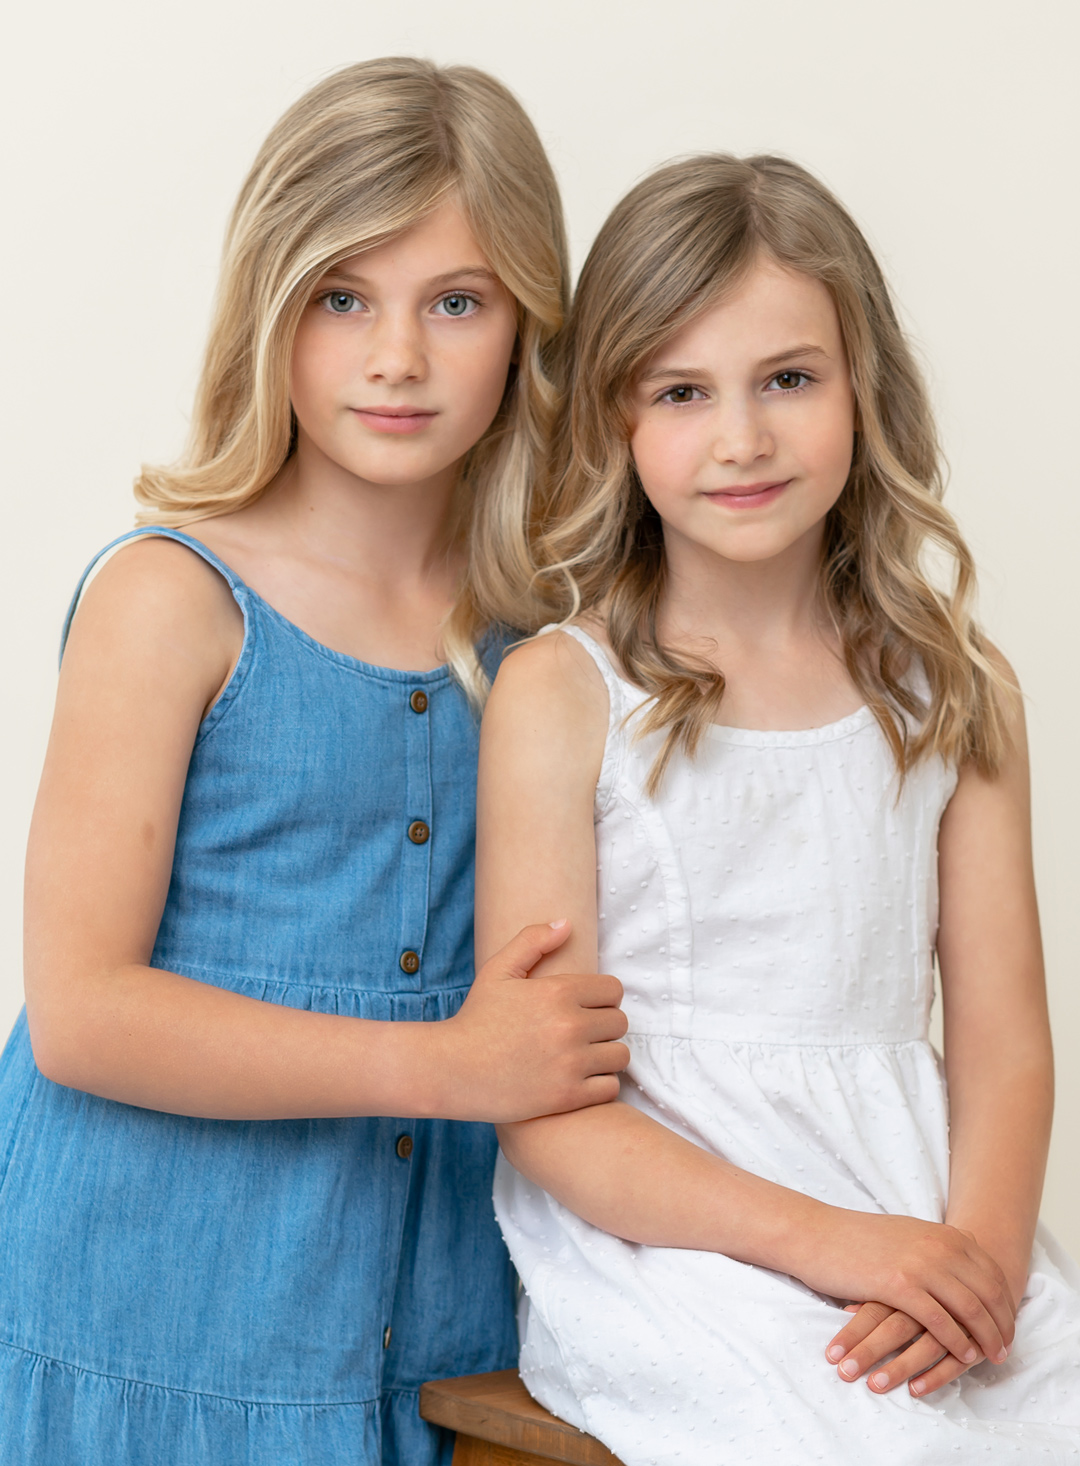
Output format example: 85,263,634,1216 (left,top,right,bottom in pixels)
420,1369,624,1466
